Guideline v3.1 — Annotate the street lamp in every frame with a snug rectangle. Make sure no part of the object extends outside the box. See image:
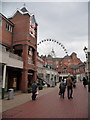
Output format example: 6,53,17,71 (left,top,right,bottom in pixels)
83,47,88,58
83,46,90,92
